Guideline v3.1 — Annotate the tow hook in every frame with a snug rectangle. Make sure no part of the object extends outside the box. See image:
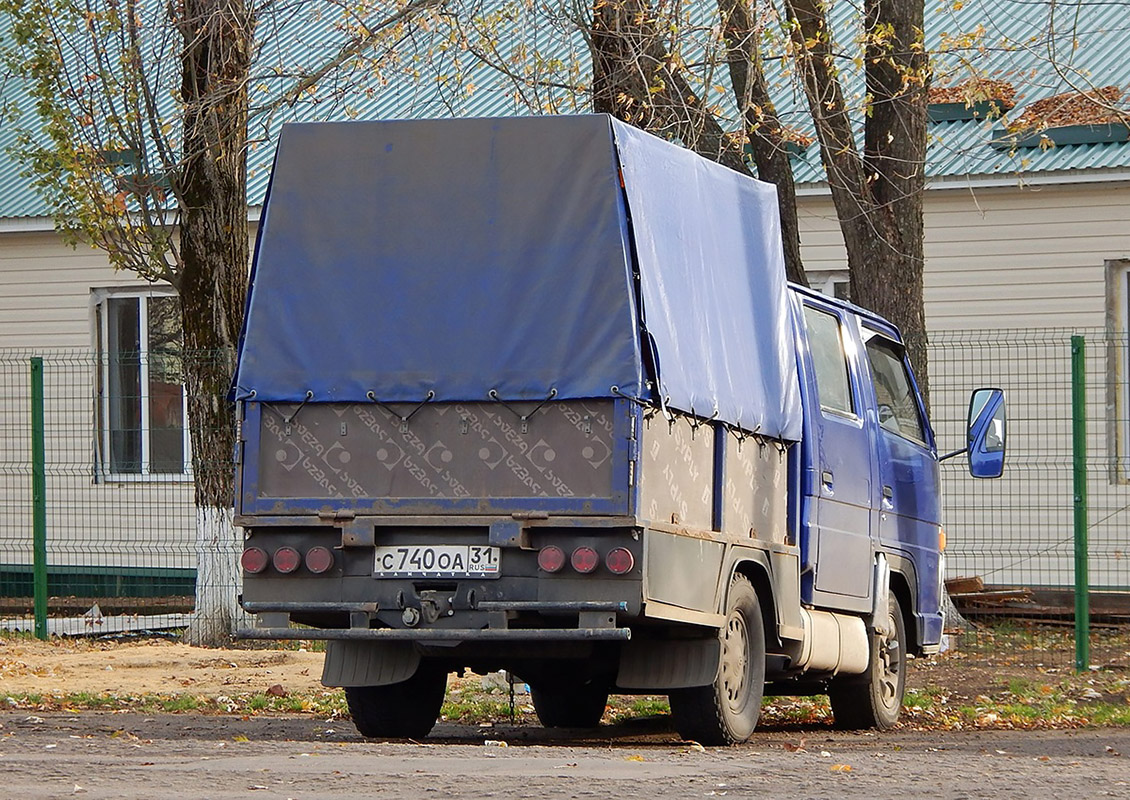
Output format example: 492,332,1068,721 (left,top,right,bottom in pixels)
400,591,454,627
418,591,453,624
